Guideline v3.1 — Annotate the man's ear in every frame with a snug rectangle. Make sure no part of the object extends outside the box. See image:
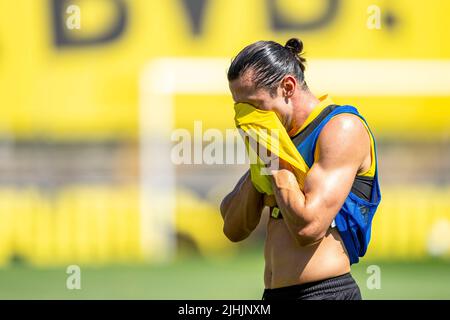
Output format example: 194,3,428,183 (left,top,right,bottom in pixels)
281,76,297,98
